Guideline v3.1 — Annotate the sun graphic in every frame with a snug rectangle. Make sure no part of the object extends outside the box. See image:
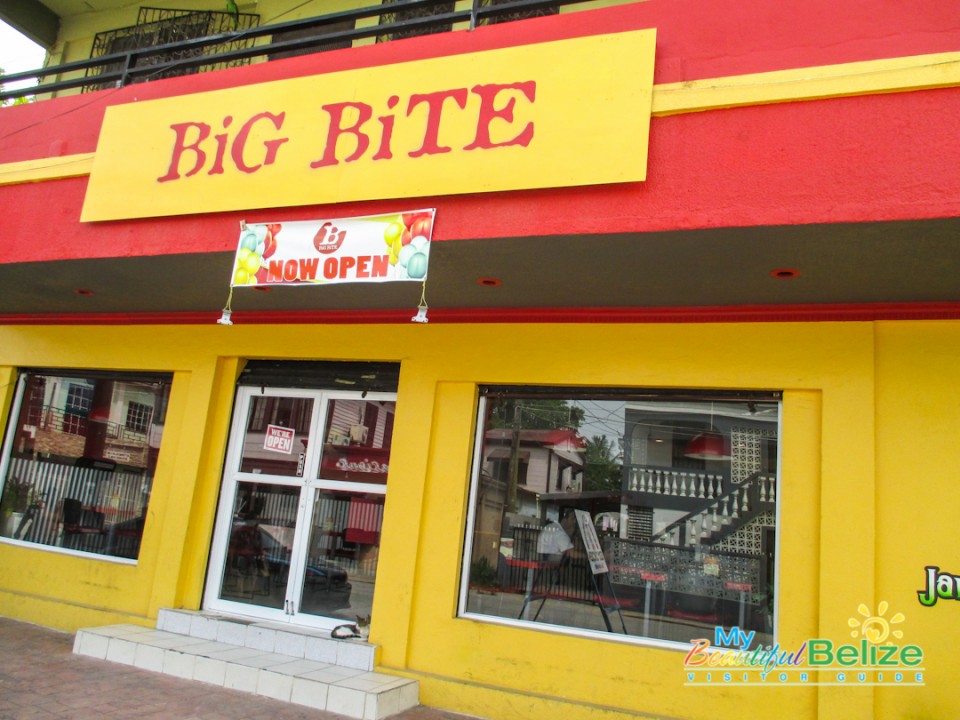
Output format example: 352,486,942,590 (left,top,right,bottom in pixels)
848,601,905,644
